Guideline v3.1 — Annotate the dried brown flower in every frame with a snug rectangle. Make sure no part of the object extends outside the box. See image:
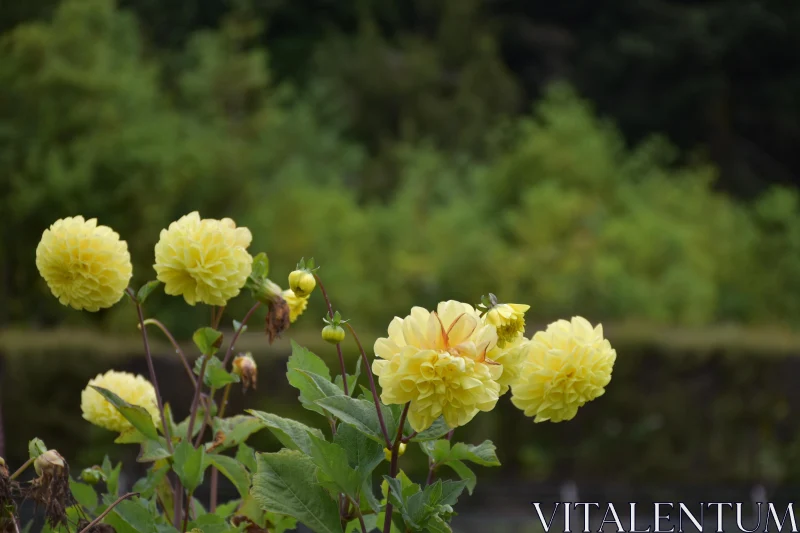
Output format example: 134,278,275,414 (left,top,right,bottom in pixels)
265,296,290,344
22,450,73,528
